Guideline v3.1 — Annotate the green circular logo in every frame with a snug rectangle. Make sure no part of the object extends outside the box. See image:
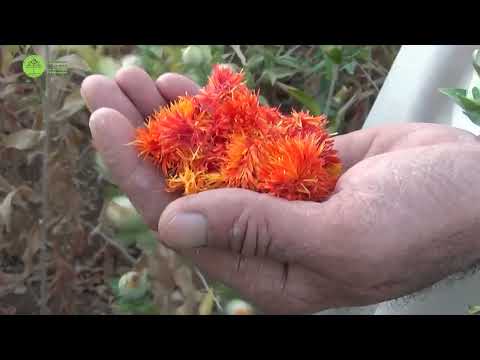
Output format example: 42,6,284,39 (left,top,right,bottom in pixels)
22,55,46,78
